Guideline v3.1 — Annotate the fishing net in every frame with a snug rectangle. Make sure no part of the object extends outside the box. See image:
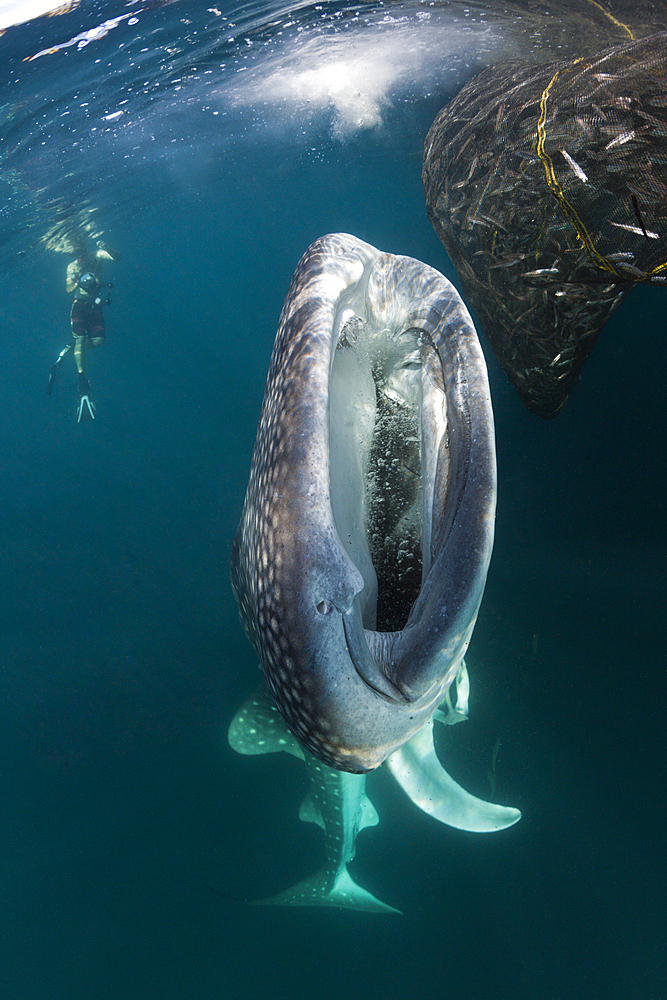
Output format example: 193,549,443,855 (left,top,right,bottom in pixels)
423,31,667,418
